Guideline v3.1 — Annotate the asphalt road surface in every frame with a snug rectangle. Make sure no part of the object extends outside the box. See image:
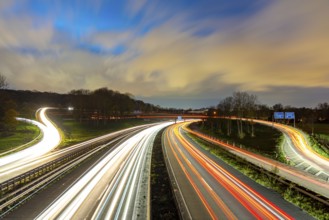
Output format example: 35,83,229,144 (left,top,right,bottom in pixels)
163,122,314,220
